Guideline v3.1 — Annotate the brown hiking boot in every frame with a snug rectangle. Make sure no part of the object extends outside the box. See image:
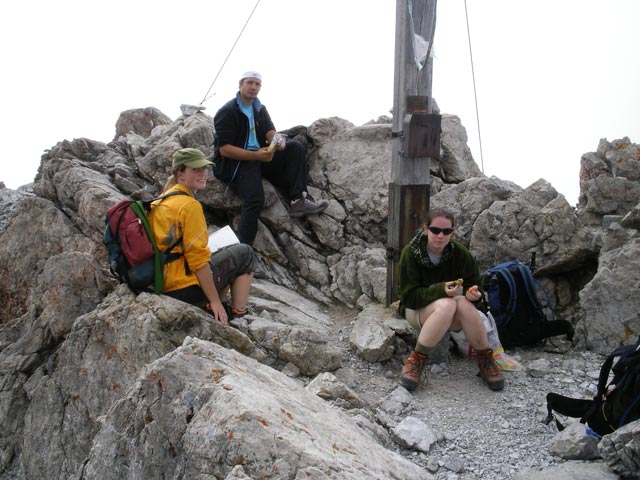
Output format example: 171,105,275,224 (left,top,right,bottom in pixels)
476,348,505,391
400,351,428,392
